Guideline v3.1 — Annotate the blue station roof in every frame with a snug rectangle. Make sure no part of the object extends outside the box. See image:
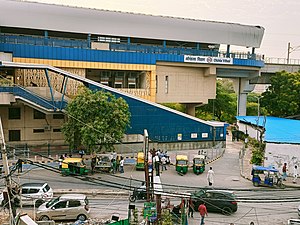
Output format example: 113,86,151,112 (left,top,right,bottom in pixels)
236,116,300,144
